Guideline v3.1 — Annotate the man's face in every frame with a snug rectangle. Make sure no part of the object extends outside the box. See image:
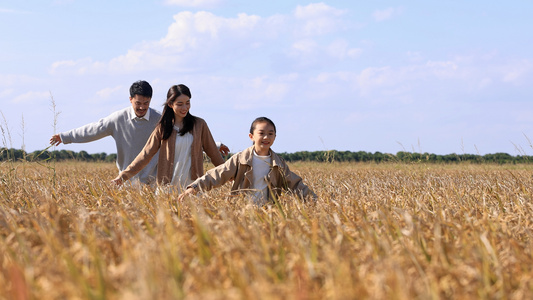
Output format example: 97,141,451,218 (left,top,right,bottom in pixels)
130,95,151,118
